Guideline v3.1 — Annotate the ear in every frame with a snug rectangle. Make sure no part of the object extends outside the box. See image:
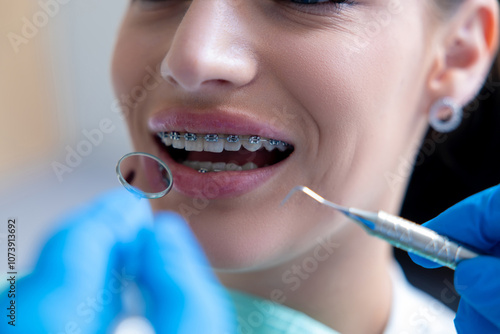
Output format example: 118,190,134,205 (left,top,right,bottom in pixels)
428,0,499,107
